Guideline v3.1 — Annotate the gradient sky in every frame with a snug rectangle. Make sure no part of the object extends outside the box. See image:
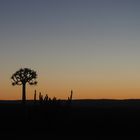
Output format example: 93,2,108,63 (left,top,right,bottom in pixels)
1,0,140,100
